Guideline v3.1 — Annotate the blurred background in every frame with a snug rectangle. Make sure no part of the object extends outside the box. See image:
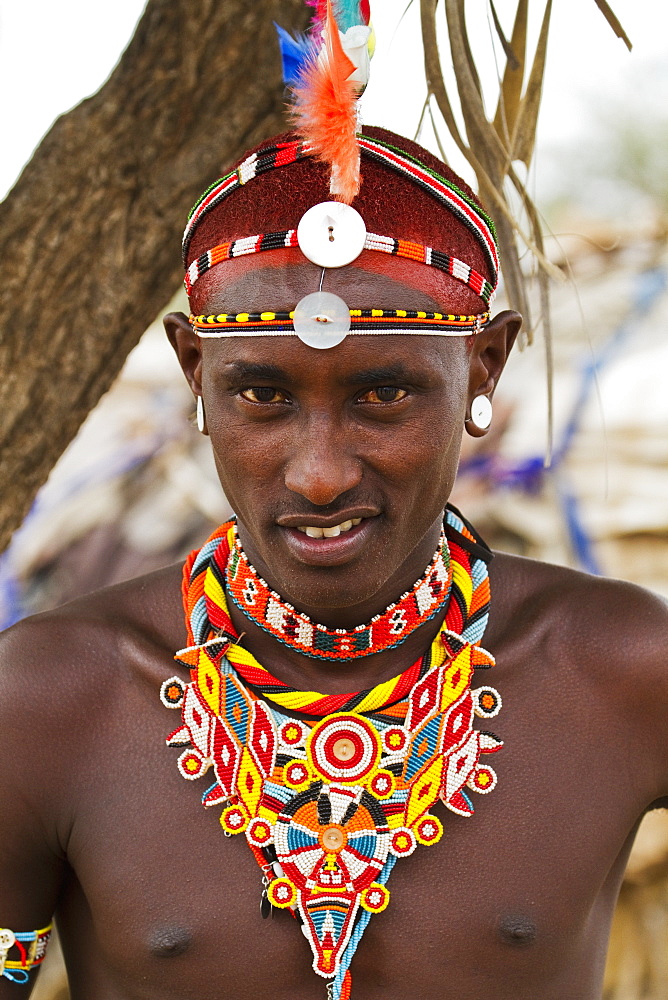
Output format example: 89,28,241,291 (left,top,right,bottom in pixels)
1,1,666,997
